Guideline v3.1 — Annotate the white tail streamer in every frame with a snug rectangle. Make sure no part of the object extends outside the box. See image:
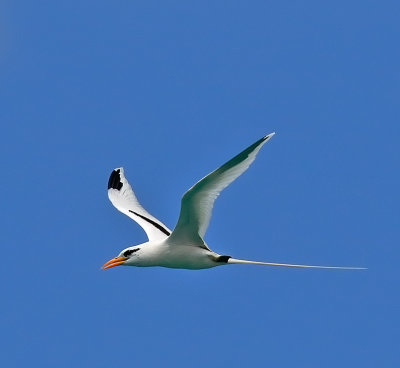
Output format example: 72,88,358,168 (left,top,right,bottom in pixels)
227,258,366,270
